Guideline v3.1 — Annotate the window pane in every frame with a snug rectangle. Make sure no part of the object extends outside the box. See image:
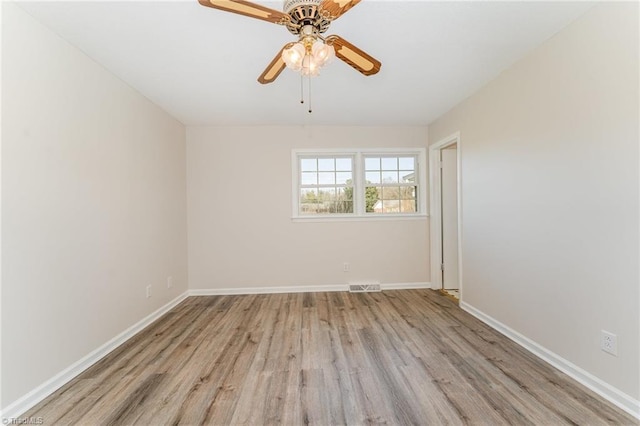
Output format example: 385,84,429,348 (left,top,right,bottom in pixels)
381,186,400,201
382,200,400,213
301,188,314,197
337,186,353,201
300,189,319,215
382,171,398,183
301,158,317,172
300,205,320,215
311,188,331,214
365,157,380,171
366,187,383,213
318,172,335,185
318,158,334,171
301,172,317,185
336,158,351,172
365,171,380,184
400,186,417,213
399,186,417,199
311,187,353,215
332,200,353,213
400,199,417,213
399,157,415,171
340,201,353,213
401,171,415,183
319,188,336,202
382,157,398,170
336,172,352,185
